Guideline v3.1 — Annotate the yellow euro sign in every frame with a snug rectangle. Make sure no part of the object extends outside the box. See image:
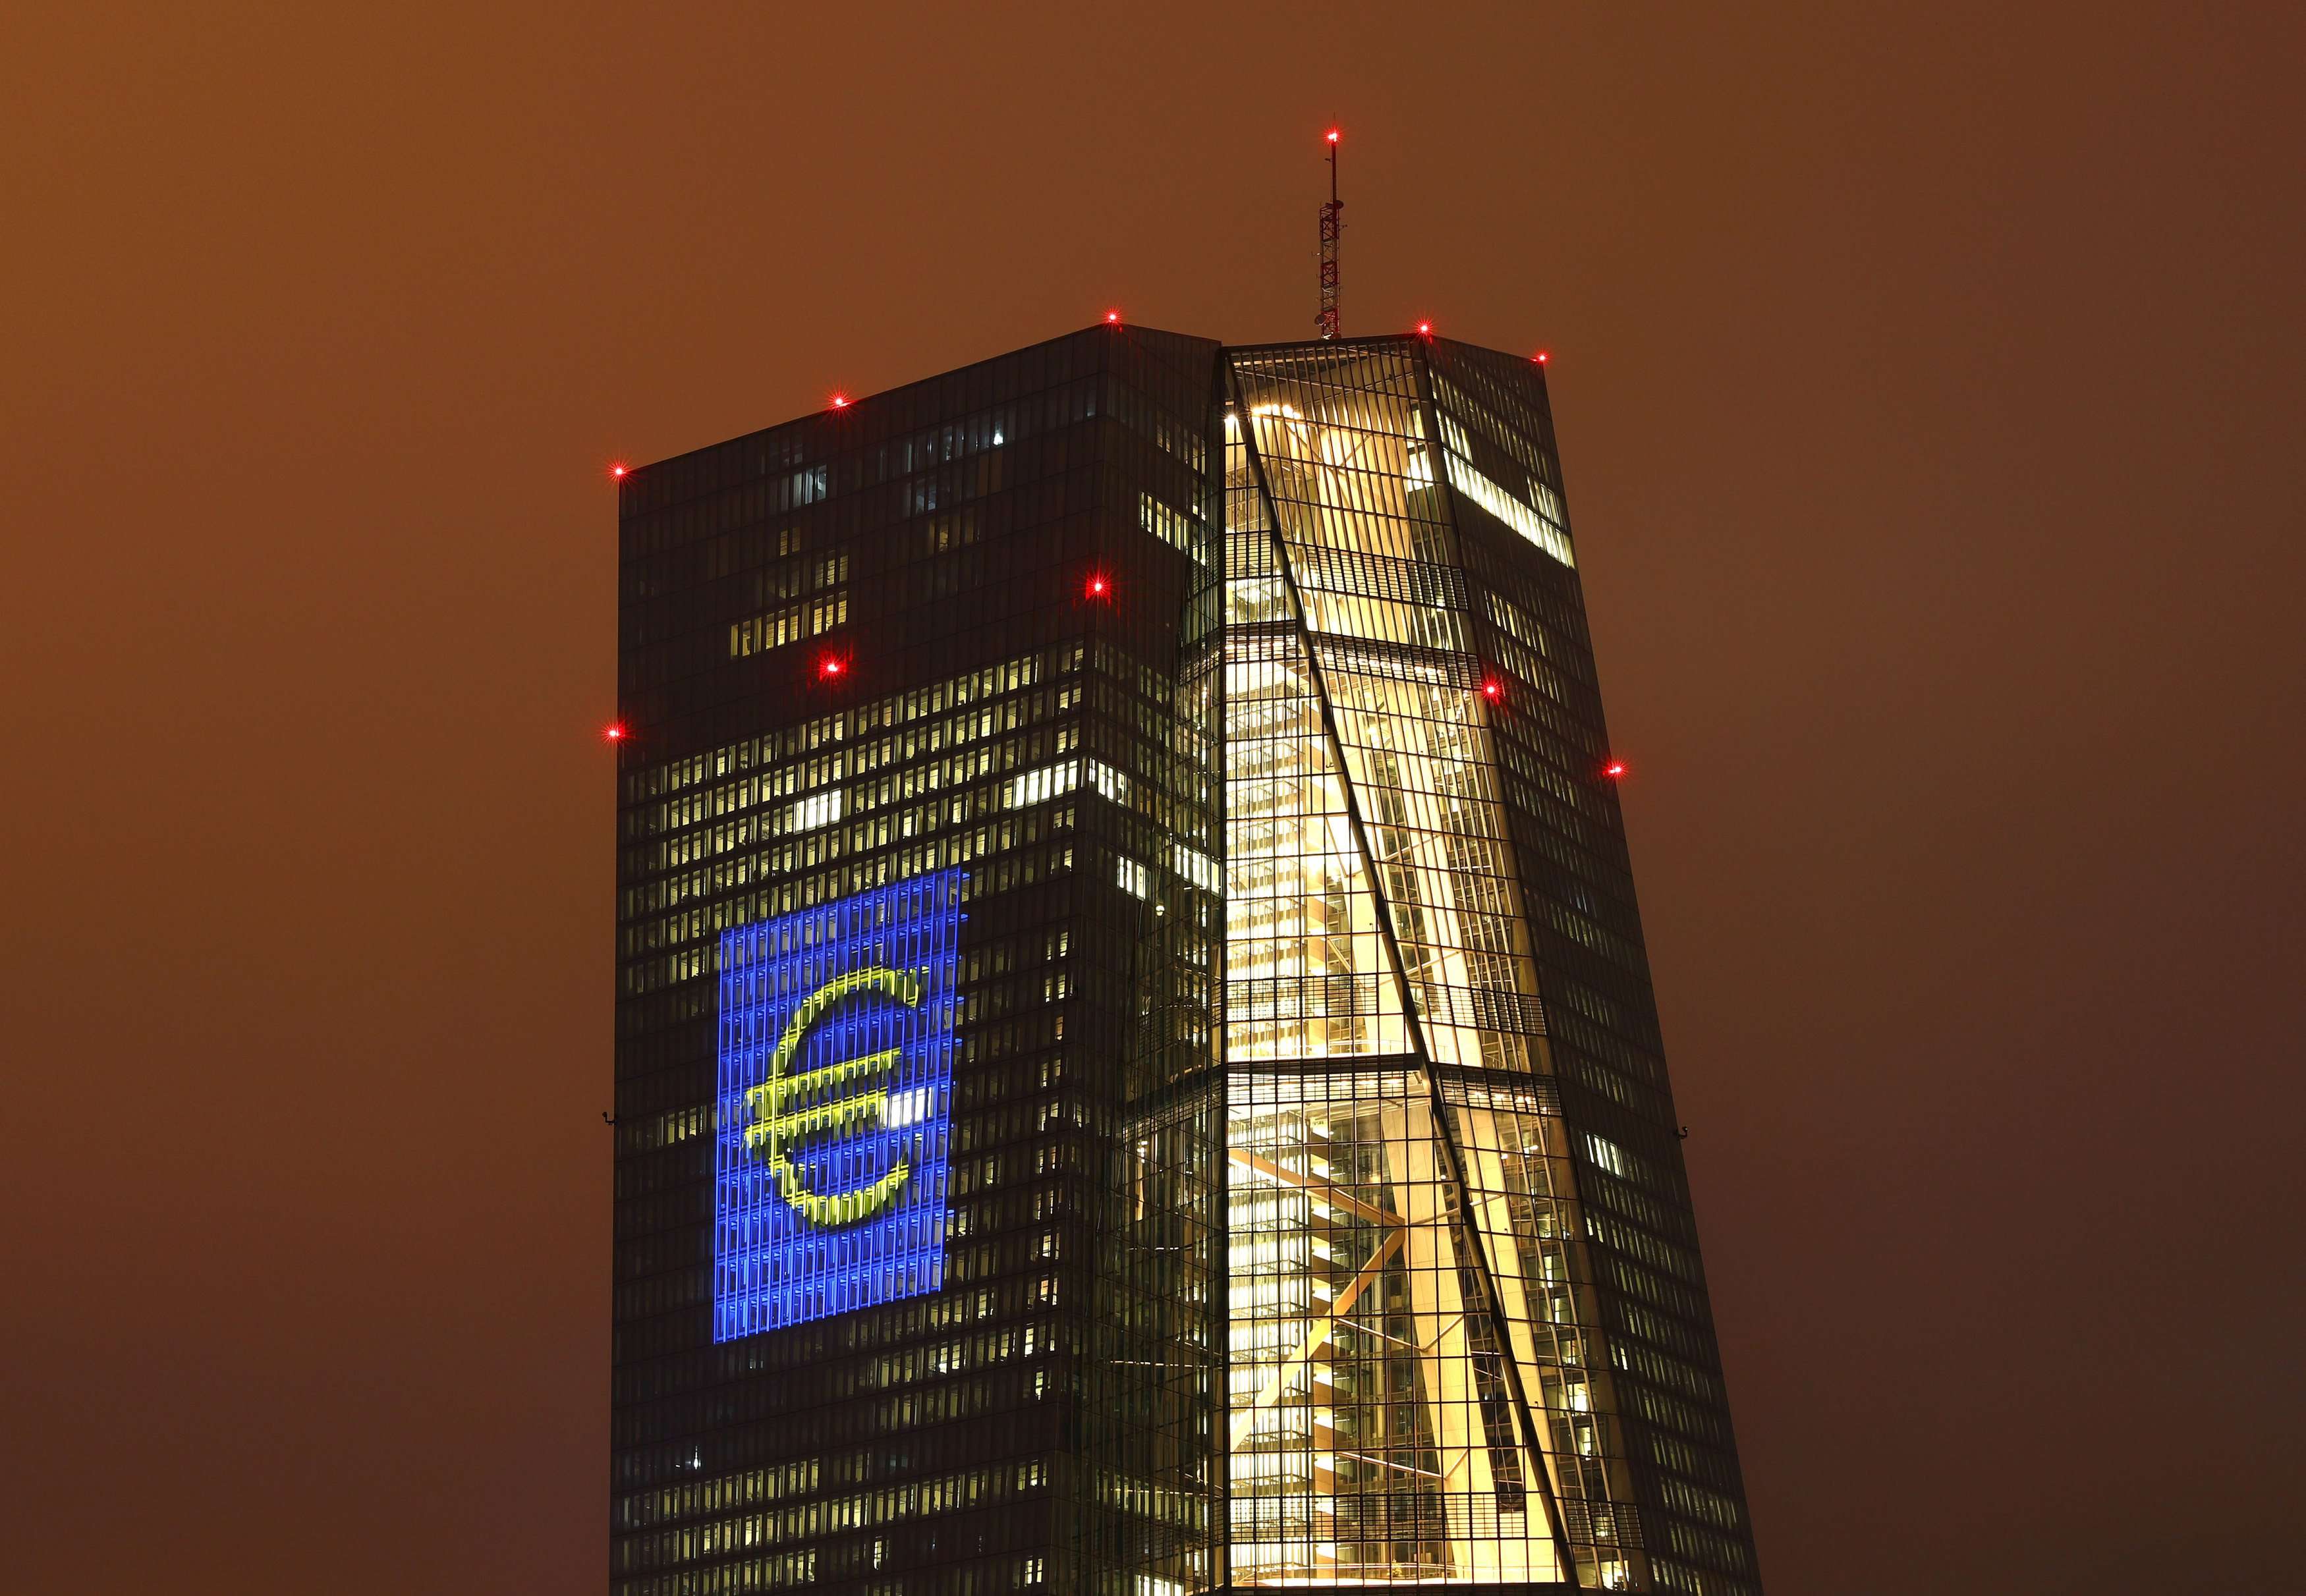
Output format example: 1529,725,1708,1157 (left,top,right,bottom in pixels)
743,966,922,1227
